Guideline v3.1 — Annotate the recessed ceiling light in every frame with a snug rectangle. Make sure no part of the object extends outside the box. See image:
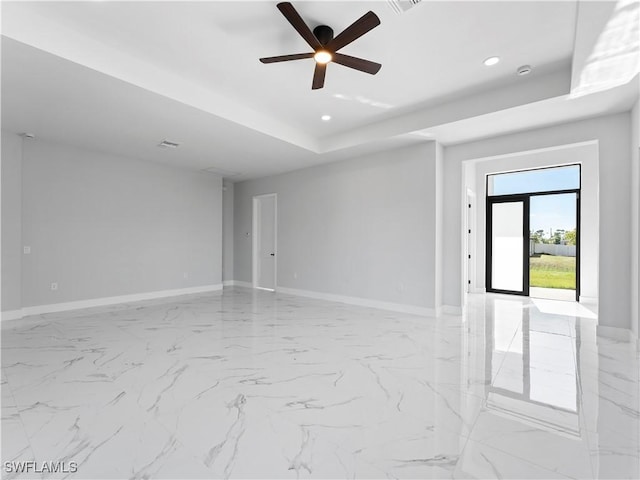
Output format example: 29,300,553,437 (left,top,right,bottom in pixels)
483,56,500,66
517,65,532,76
321,115,332,121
